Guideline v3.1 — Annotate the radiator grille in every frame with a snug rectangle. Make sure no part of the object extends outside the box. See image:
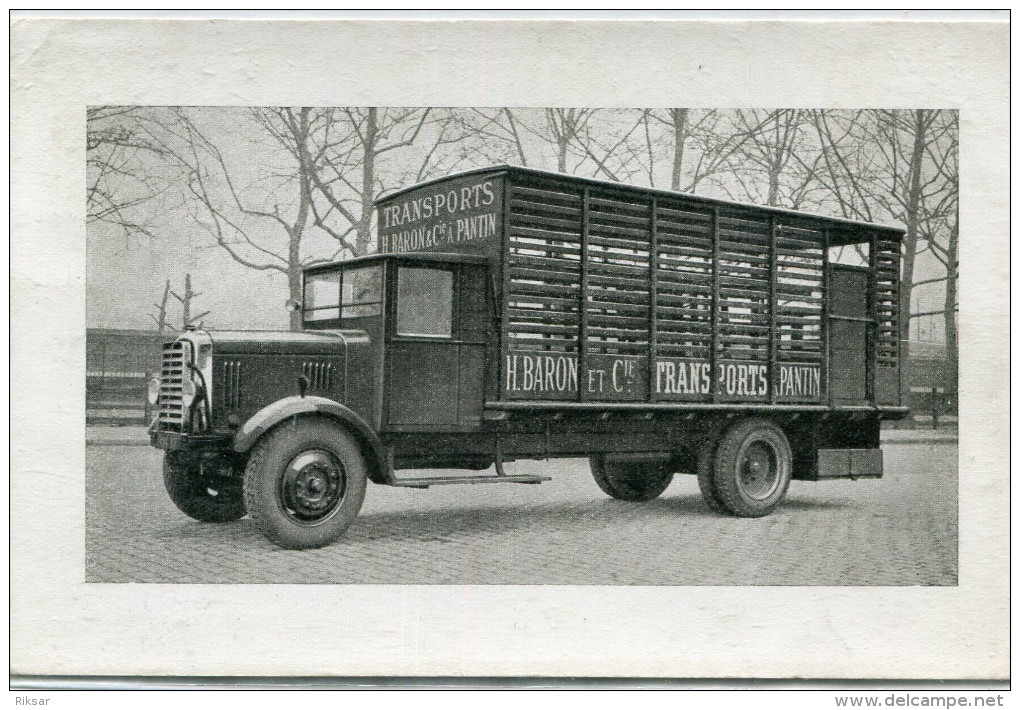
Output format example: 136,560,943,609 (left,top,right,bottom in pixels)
157,341,186,430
